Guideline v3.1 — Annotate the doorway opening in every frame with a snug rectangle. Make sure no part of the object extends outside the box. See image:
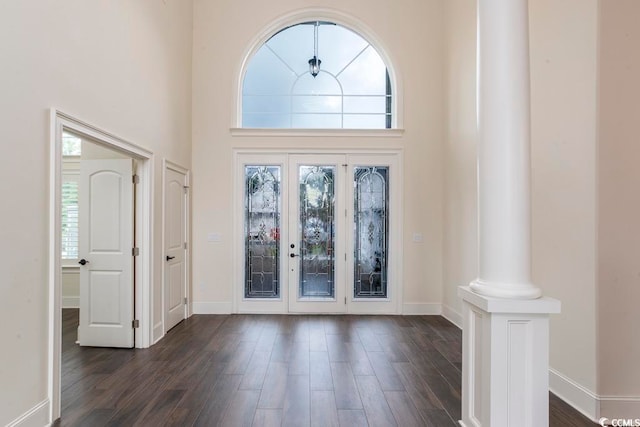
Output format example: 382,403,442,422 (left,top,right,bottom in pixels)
233,150,403,315
49,110,154,421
